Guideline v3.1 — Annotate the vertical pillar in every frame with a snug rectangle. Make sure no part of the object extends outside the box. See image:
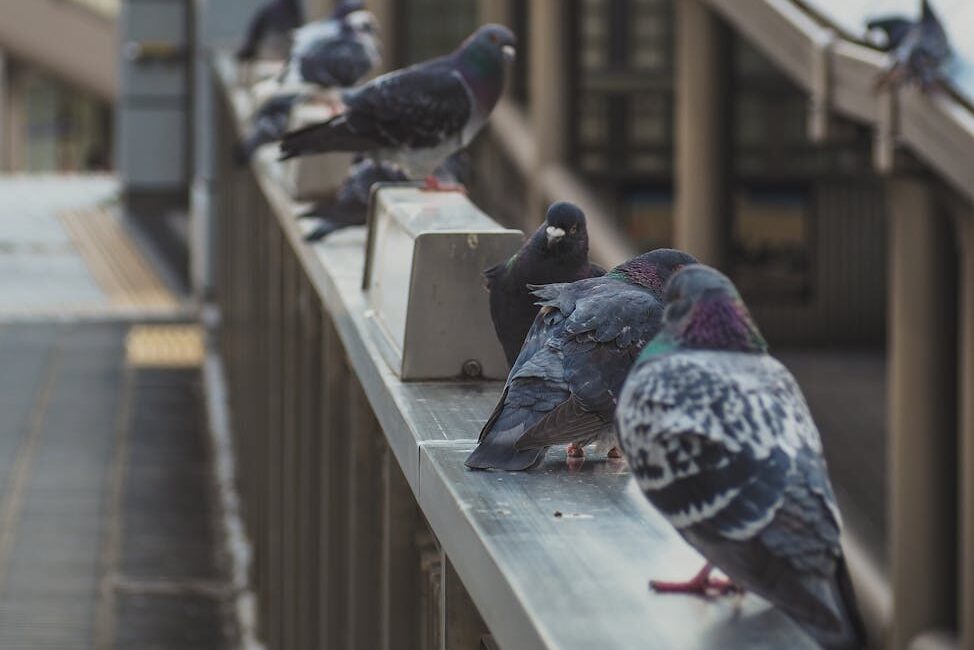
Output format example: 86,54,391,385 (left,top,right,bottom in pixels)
440,555,489,650
673,0,730,268
958,210,974,650
529,0,567,218
888,177,957,650
0,56,26,172
346,379,384,650
367,0,399,71
477,0,509,25
381,446,422,650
